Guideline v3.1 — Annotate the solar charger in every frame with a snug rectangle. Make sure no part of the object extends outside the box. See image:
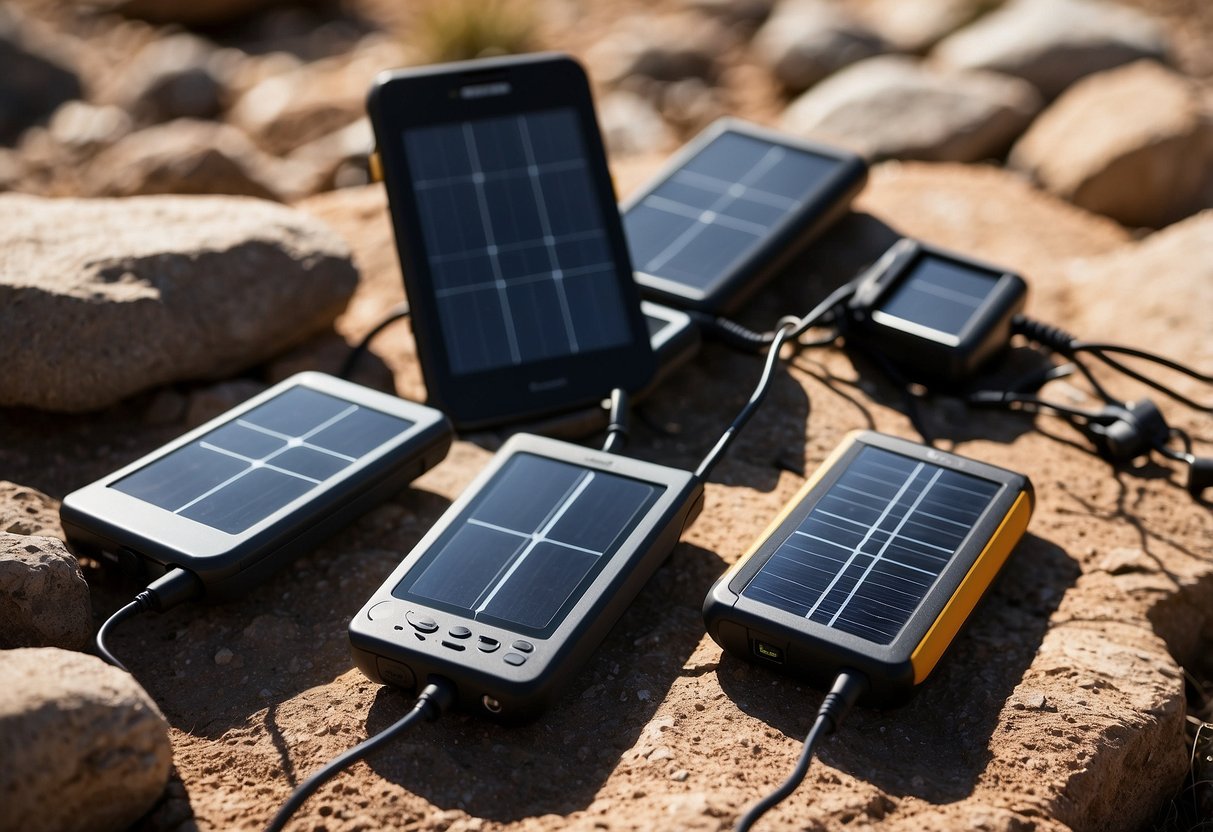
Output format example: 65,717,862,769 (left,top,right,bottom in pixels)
847,239,1028,386
350,432,704,720
368,53,656,429
704,430,1033,706
623,118,868,315
62,372,453,600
